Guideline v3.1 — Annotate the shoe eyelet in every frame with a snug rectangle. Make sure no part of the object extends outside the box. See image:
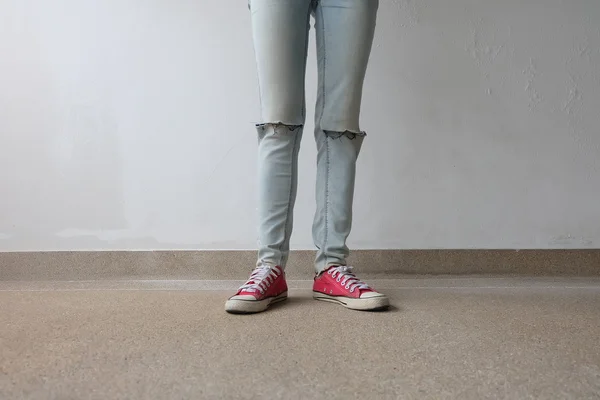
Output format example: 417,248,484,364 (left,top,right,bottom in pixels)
345,285,350,290
336,277,341,282
350,288,355,293
327,270,333,275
